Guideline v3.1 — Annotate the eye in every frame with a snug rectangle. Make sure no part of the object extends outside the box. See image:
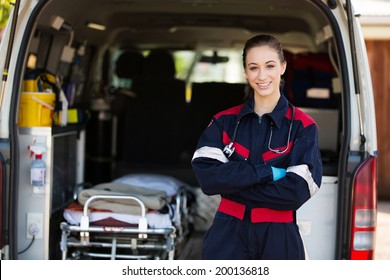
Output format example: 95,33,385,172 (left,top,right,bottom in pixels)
266,64,275,69
249,66,258,71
